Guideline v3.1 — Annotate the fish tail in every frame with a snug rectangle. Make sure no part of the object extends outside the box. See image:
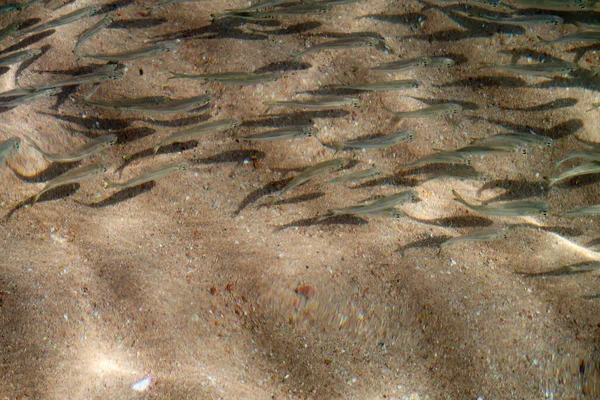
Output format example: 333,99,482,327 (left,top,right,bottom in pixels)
167,71,183,80
153,145,161,155
451,189,472,208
